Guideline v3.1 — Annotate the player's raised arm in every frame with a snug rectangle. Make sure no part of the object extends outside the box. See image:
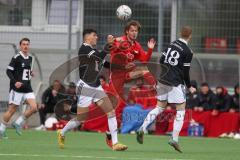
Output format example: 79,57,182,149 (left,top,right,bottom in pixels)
90,34,115,61
137,38,156,62
147,38,156,49
103,35,132,70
